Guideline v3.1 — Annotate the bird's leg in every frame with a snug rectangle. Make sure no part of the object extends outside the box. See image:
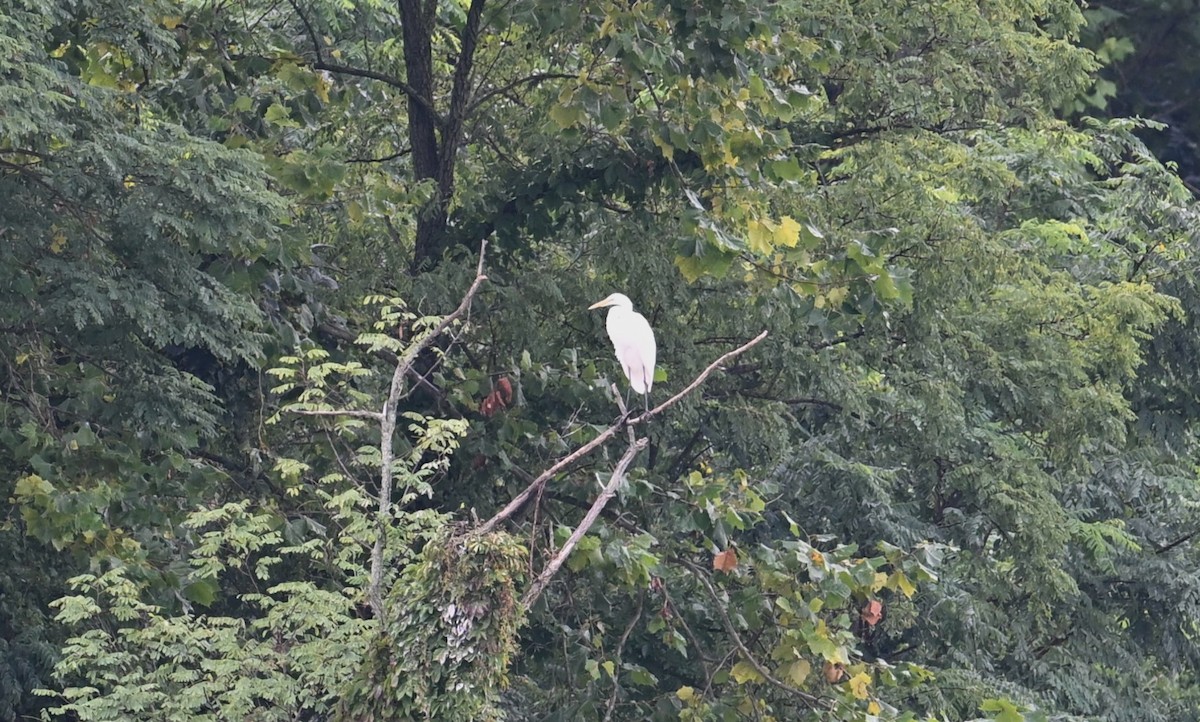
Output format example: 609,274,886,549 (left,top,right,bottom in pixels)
643,392,649,415
612,382,632,425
